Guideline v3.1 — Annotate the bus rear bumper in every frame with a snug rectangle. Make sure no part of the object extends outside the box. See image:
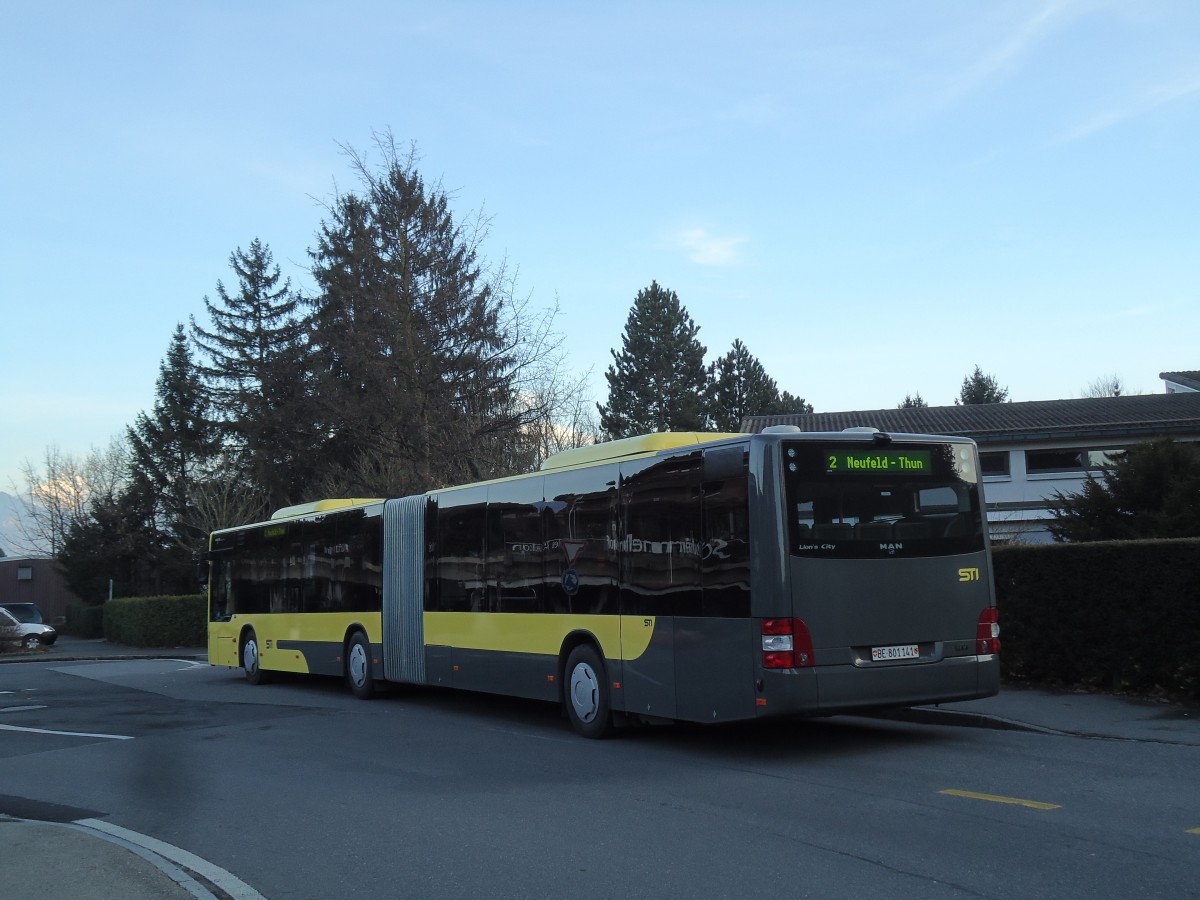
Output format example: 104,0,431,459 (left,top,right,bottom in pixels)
816,654,1000,713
